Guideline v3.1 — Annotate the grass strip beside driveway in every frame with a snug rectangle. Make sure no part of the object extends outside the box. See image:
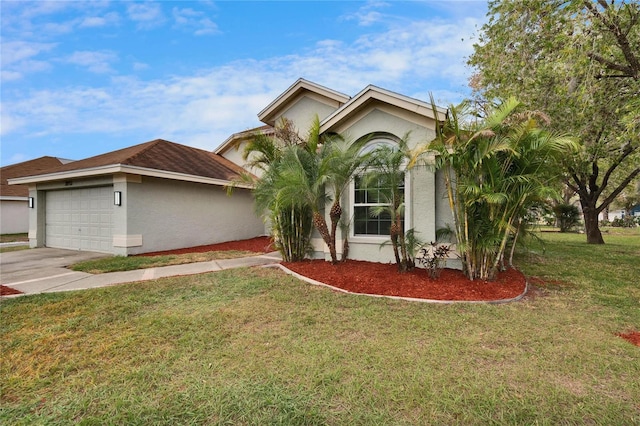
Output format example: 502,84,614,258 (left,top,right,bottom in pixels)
70,250,256,274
